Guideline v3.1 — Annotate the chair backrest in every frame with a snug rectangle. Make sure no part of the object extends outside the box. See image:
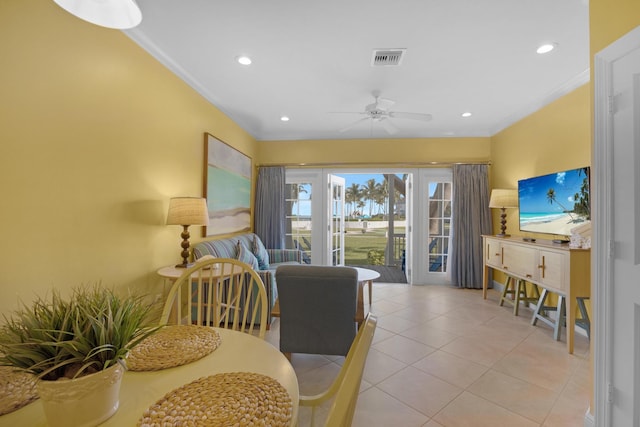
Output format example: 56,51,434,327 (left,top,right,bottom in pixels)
299,314,377,427
276,265,358,356
160,258,268,339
